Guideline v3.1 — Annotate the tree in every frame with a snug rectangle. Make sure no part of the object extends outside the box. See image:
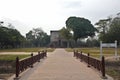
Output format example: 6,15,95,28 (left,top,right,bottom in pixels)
0,26,25,48
86,38,99,47
106,17,120,43
95,18,111,34
60,27,72,48
26,28,50,47
66,16,97,42
97,13,120,44
9,28,25,48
